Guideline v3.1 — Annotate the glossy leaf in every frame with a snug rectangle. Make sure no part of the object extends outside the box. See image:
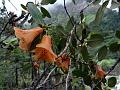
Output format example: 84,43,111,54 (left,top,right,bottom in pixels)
98,46,108,61
107,77,117,87
40,7,51,18
21,4,27,10
41,0,57,5
109,42,120,52
27,2,43,25
71,36,77,48
115,30,120,39
72,64,89,77
58,38,67,51
80,11,84,23
80,45,90,61
87,33,104,47
85,14,96,25
94,1,109,24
